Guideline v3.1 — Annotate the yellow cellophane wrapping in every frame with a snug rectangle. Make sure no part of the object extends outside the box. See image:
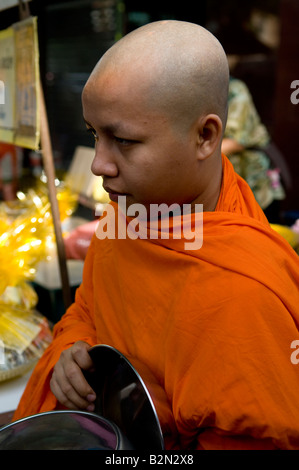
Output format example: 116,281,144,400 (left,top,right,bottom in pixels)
0,179,78,382
270,224,299,254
